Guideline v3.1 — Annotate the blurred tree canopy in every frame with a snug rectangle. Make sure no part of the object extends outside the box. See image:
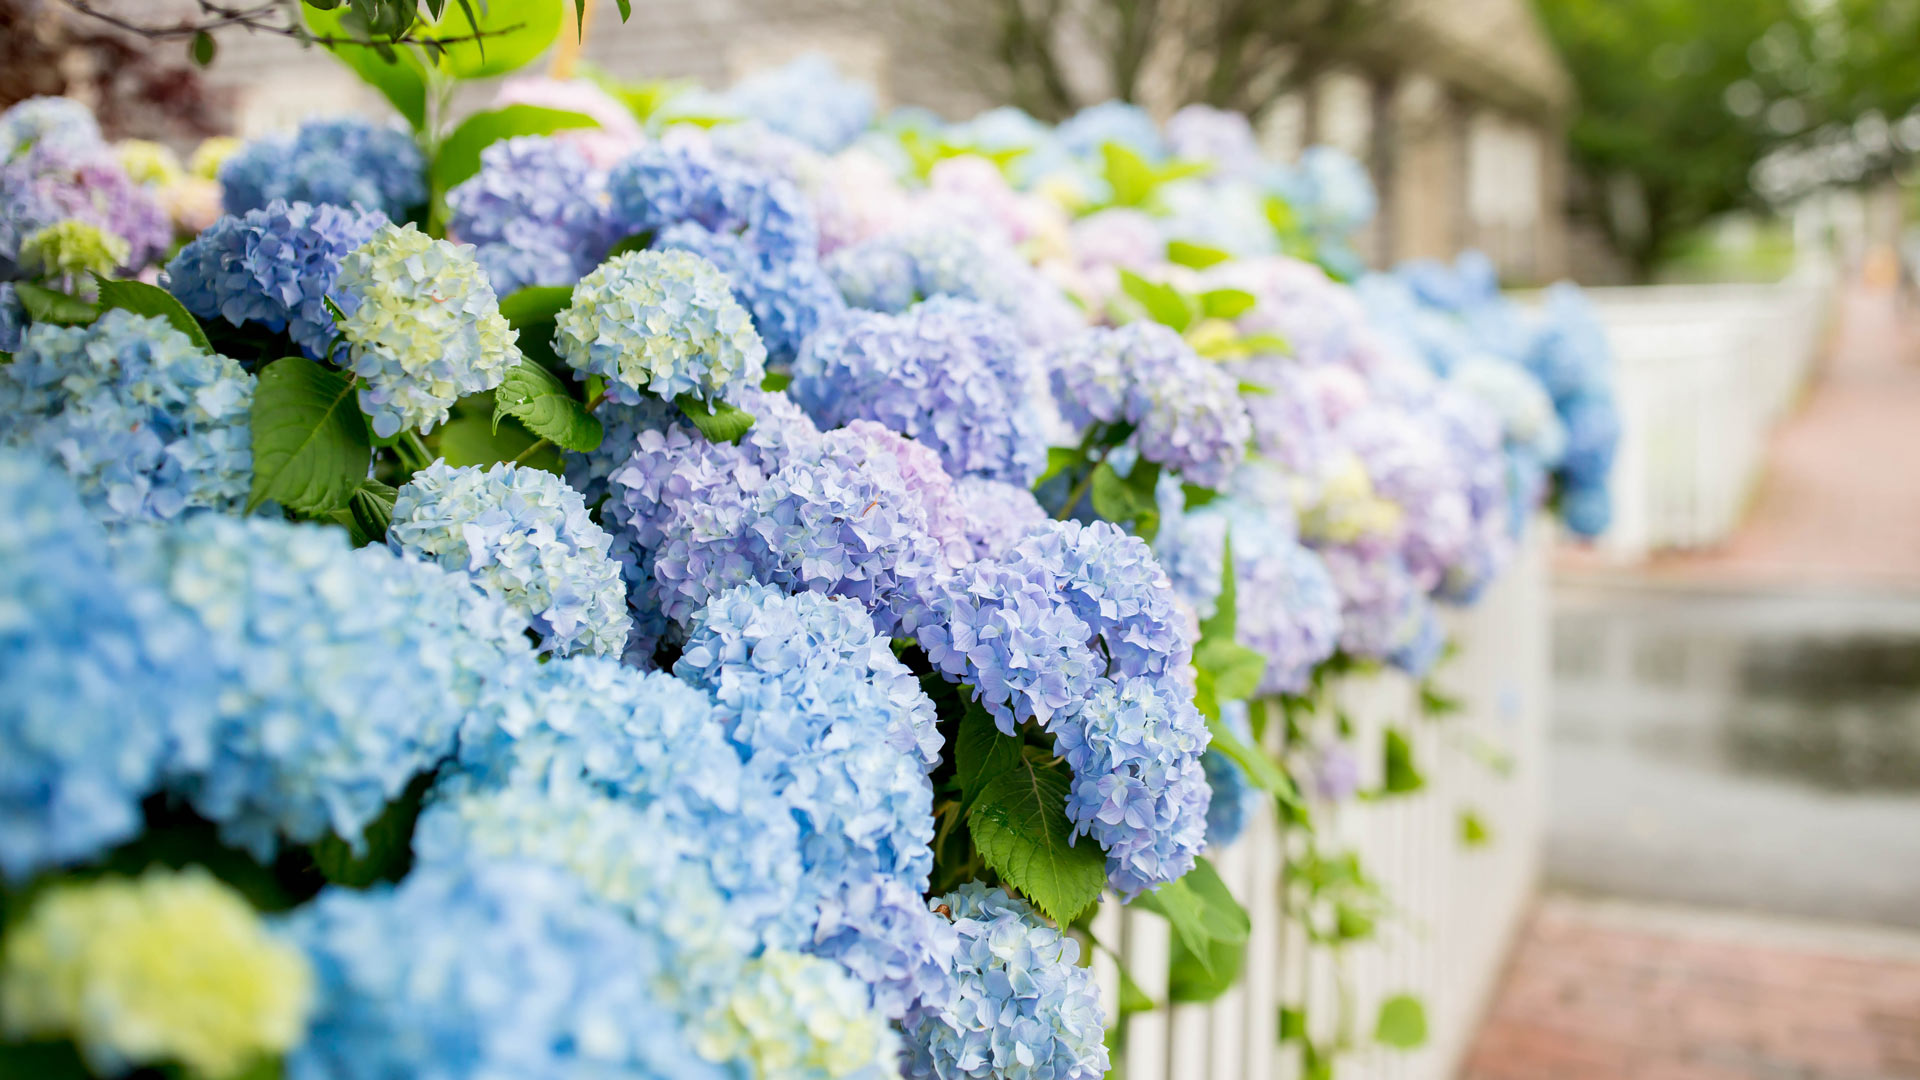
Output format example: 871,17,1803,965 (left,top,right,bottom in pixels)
1535,0,1920,277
